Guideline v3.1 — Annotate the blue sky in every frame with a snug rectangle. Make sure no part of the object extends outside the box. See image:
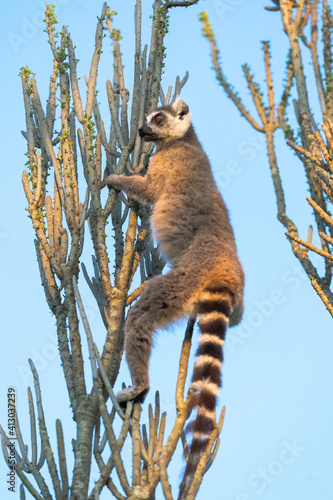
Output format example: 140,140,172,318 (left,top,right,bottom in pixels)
1,1,333,499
